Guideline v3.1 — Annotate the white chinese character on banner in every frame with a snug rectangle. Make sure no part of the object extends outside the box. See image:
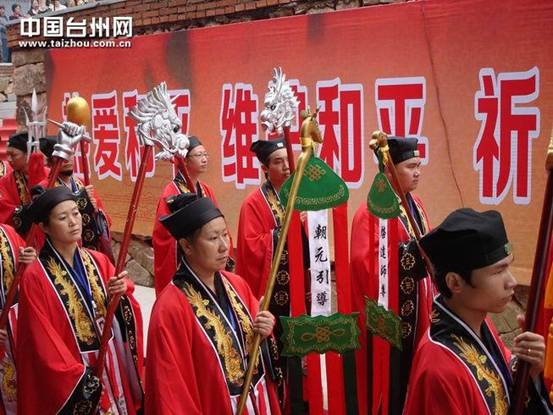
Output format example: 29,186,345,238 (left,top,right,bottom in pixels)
113,17,133,37
43,17,63,37
20,18,40,37
90,17,110,38
66,17,87,38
